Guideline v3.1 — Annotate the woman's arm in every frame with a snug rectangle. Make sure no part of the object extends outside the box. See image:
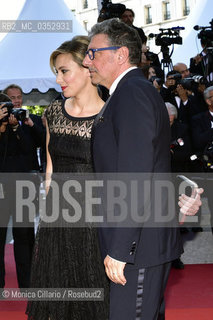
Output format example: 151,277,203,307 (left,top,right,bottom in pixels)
45,120,53,195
